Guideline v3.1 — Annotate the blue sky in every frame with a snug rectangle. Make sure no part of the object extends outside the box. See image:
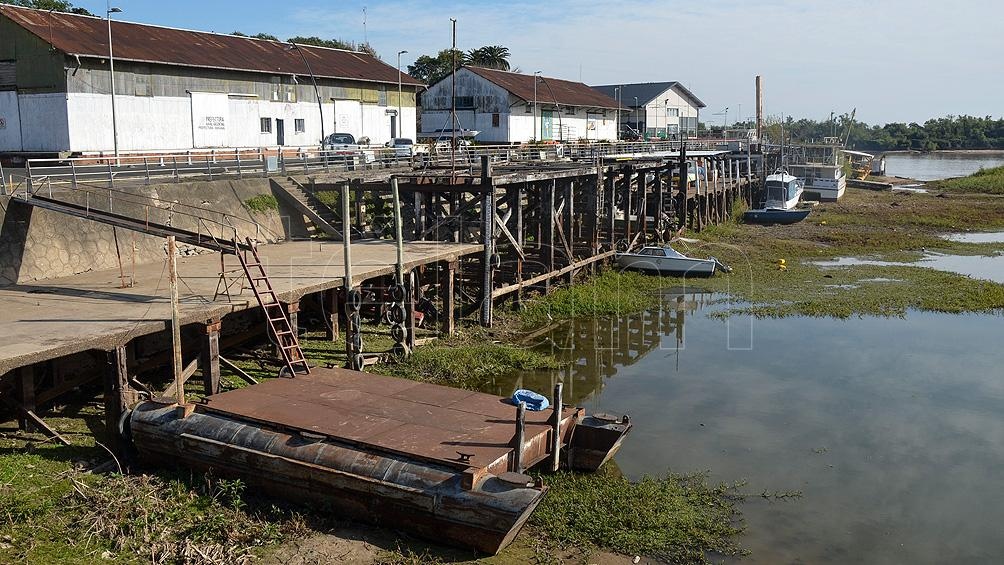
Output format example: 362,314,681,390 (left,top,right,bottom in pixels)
78,0,1002,125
